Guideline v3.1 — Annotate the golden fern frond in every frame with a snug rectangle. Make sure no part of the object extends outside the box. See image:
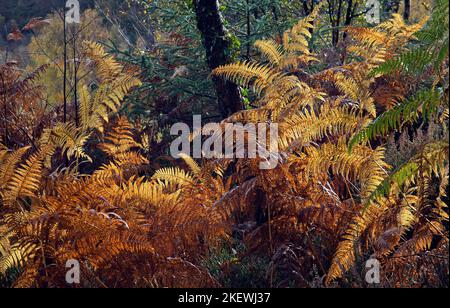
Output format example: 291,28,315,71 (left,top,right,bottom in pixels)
327,141,447,284
0,146,31,190
80,43,142,133
441,107,449,122
376,14,428,40
387,225,437,264
226,109,272,123
345,27,387,49
278,104,361,150
79,84,92,130
325,193,392,284
283,3,323,54
347,45,388,65
278,54,319,70
114,152,149,169
0,242,37,274
333,70,377,117
212,61,282,95
83,41,123,81
0,145,8,163
99,116,142,158
114,177,180,207
104,76,142,112
42,123,91,162
0,227,12,256
368,140,449,204
89,77,142,133
358,146,390,202
88,84,109,129
334,73,359,100
67,233,156,270
263,76,326,114
178,153,201,176
93,161,123,181
152,167,195,187
3,145,54,206
254,40,284,66
304,140,389,203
